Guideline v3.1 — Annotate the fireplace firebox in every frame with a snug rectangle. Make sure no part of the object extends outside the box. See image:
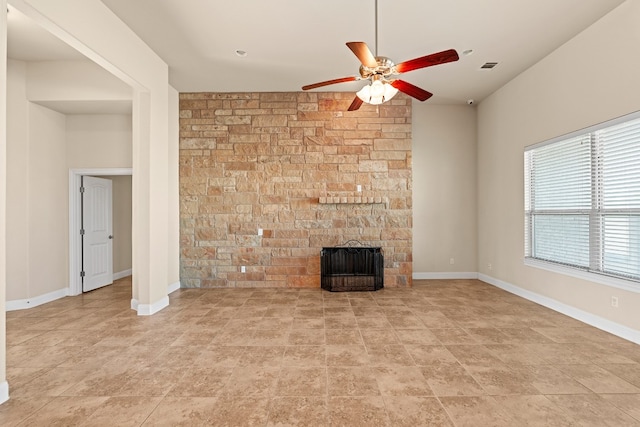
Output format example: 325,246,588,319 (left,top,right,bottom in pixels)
321,246,384,292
